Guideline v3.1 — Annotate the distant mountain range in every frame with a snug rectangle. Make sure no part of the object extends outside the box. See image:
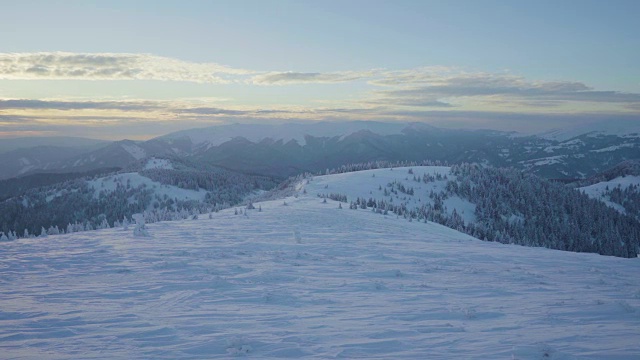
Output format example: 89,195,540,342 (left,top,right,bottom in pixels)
0,120,638,180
